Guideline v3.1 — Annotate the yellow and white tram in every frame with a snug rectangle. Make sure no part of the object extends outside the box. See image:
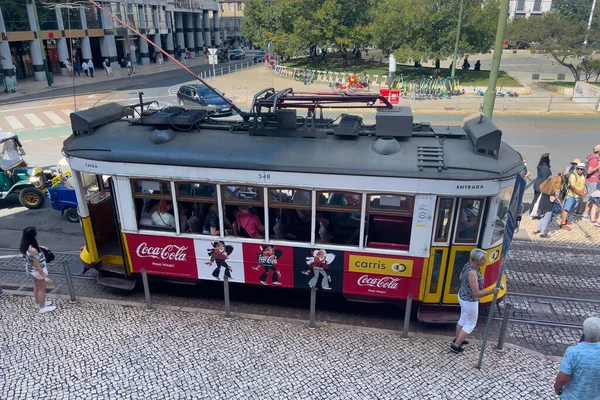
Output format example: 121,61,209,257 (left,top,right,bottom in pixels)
62,90,524,322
